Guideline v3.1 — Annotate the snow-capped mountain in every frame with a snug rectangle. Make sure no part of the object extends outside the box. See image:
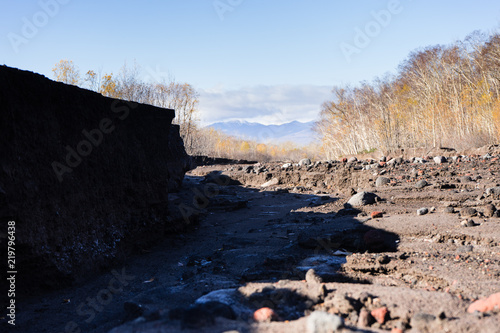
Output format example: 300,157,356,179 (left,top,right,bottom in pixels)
207,120,317,146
